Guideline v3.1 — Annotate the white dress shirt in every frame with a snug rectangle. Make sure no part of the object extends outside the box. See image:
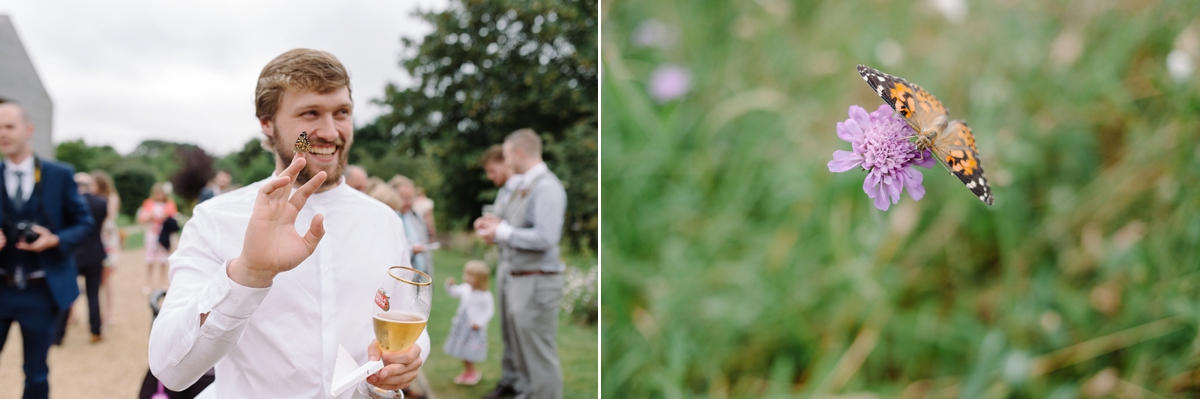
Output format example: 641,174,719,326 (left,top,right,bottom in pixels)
148,177,430,398
4,156,35,203
445,282,494,328
495,162,549,242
